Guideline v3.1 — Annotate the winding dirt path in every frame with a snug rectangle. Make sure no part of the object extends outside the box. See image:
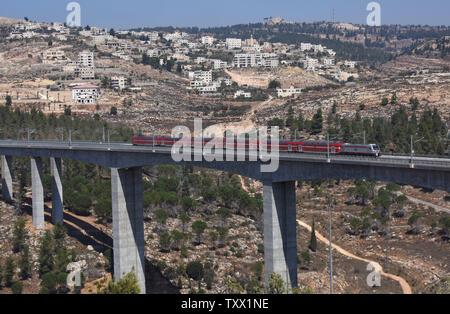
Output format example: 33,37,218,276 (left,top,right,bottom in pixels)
296,219,413,294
